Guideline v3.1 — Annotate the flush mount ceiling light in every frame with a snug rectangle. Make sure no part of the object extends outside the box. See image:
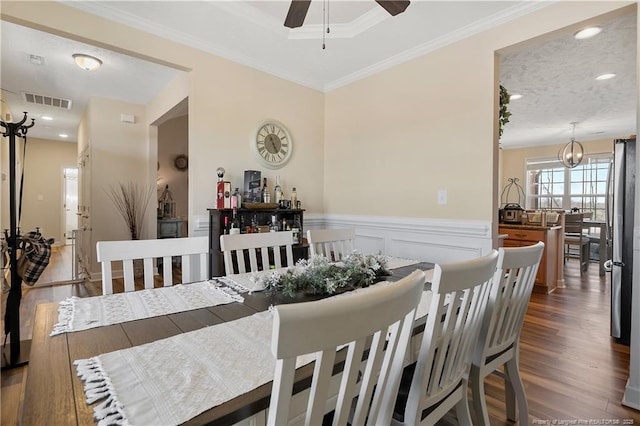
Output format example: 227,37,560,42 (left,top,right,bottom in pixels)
596,73,616,80
558,122,584,169
72,53,102,71
574,26,602,40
